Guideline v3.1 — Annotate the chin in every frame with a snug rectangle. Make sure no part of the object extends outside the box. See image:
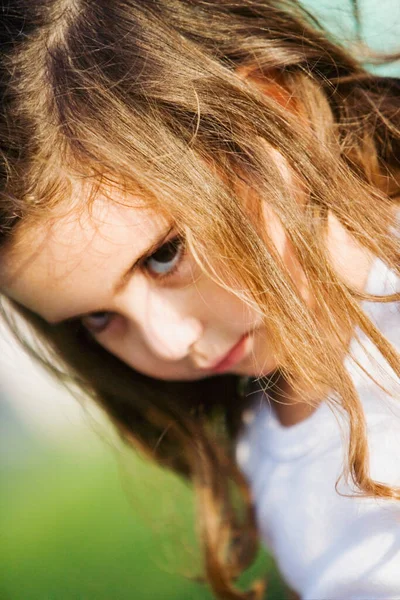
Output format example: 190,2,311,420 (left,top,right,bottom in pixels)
233,358,278,378
147,371,212,382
